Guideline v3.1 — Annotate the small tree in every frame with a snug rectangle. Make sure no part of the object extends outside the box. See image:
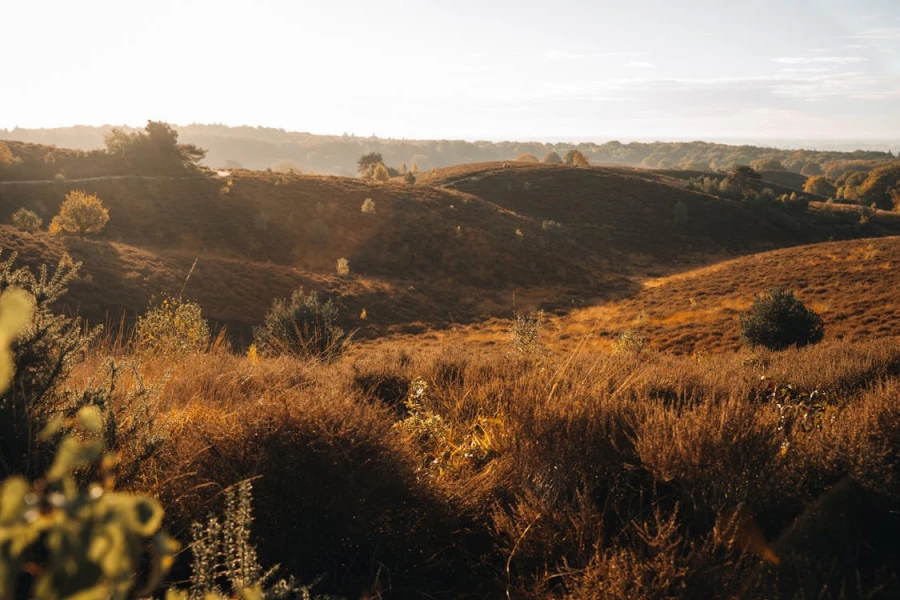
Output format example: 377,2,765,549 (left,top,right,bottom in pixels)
0,141,14,166
252,289,349,359
516,153,539,163
373,163,390,182
563,149,589,167
739,288,824,350
749,157,785,172
542,151,563,164
49,190,109,239
11,208,42,233
357,152,383,174
728,166,762,193
803,175,837,198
